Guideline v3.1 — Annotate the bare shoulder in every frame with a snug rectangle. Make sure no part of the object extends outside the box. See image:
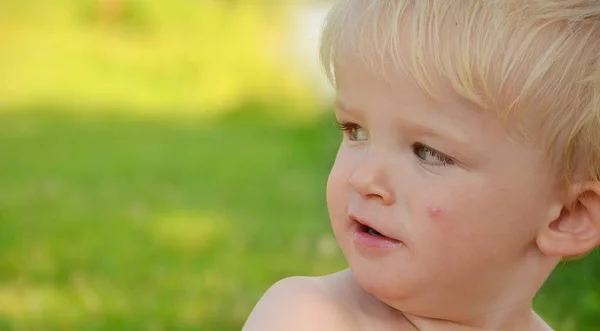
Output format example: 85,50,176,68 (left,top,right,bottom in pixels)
242,276,356,331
